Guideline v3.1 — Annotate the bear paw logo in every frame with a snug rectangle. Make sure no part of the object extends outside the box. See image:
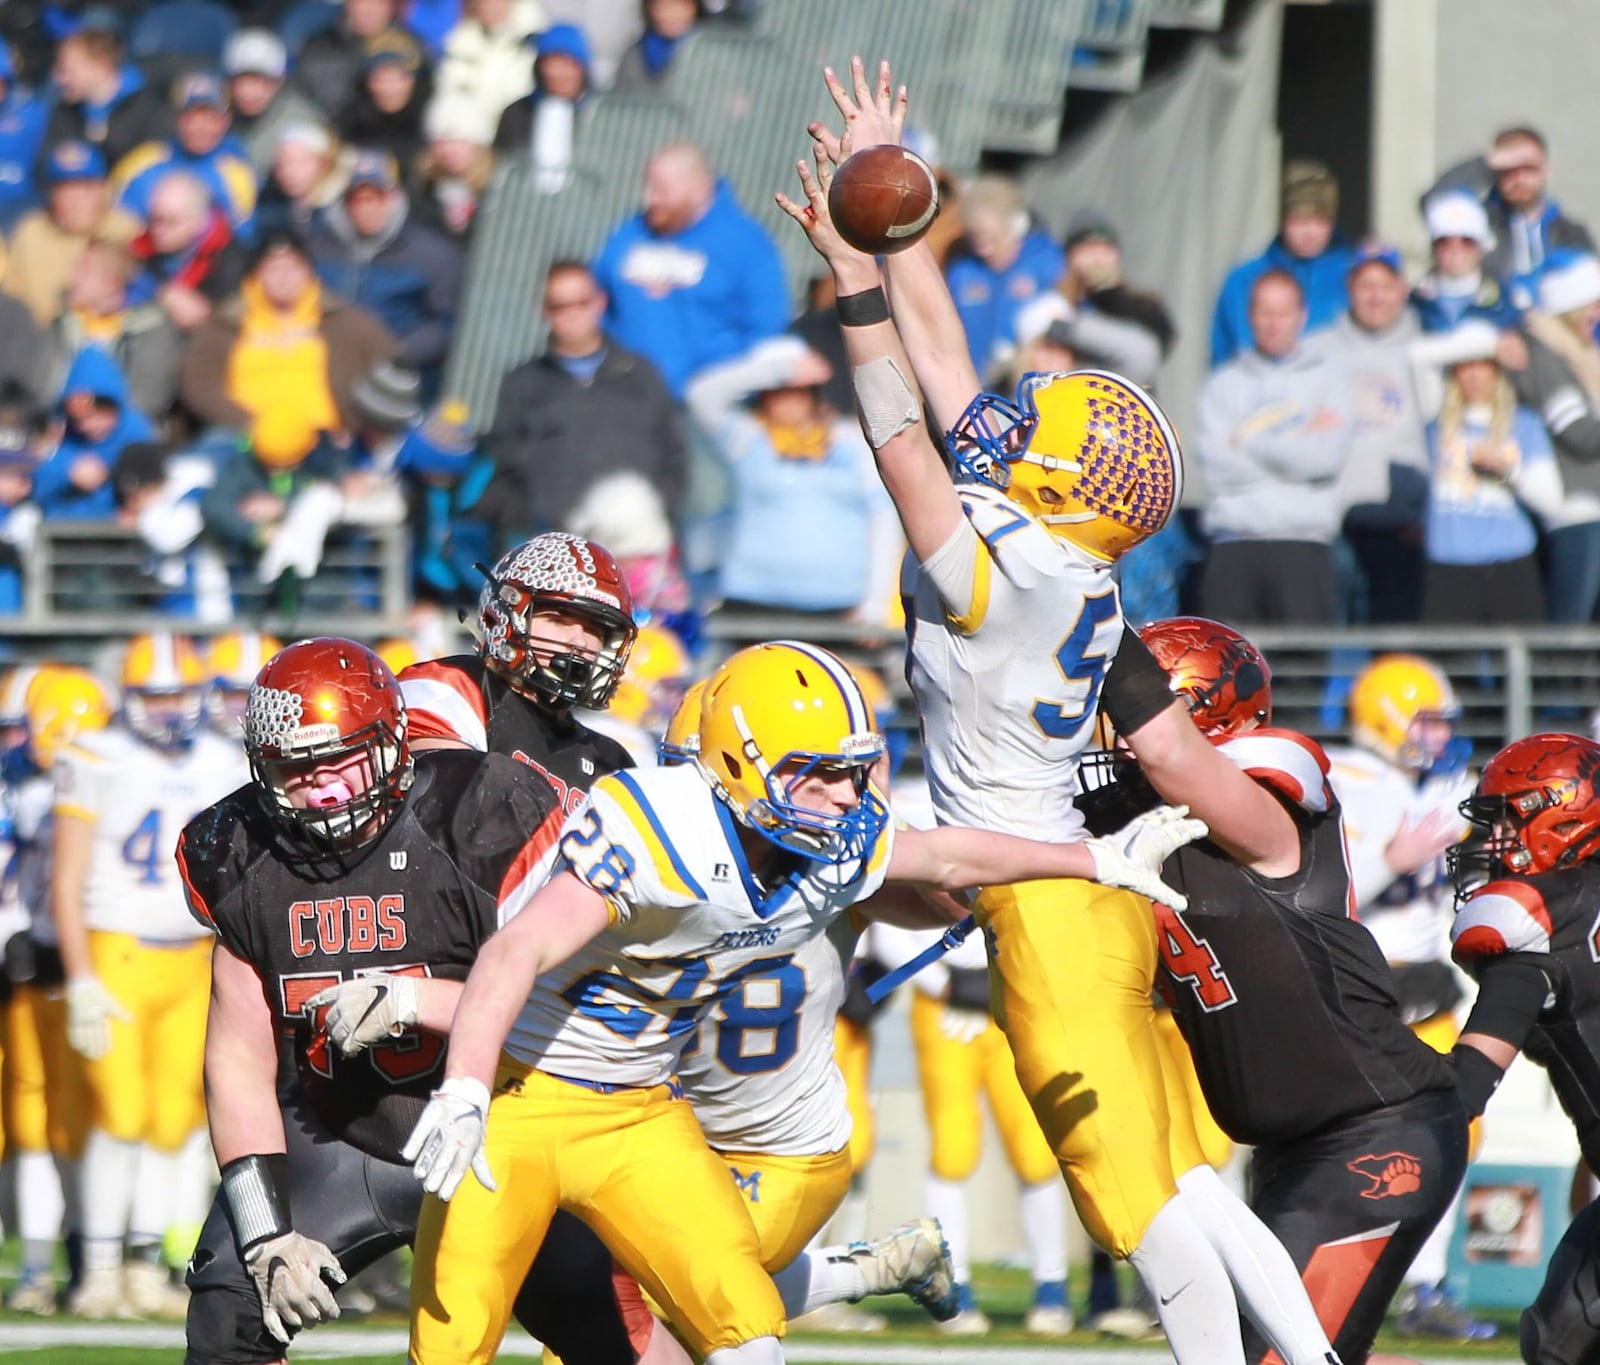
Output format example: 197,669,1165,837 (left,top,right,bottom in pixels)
1347,1152,1423,1199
